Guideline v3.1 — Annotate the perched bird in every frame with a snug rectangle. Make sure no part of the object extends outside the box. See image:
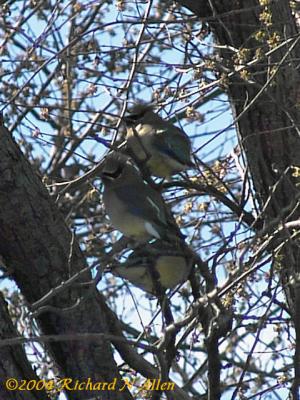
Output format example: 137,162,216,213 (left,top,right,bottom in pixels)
99,152,184,242
124,104,194,178
109,242,192,295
